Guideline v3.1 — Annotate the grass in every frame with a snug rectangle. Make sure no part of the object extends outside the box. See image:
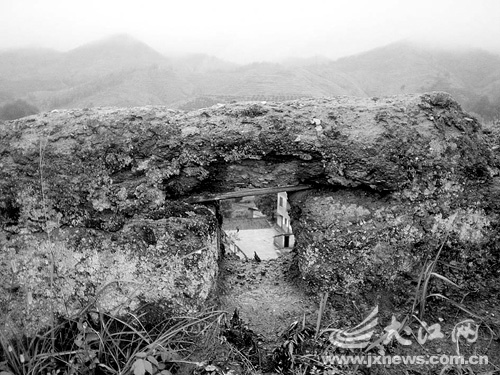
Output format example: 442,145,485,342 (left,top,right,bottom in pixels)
264,236,500,375
1,139,227,375
4,230,496,375
2,131,498,375
0,308,226,375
